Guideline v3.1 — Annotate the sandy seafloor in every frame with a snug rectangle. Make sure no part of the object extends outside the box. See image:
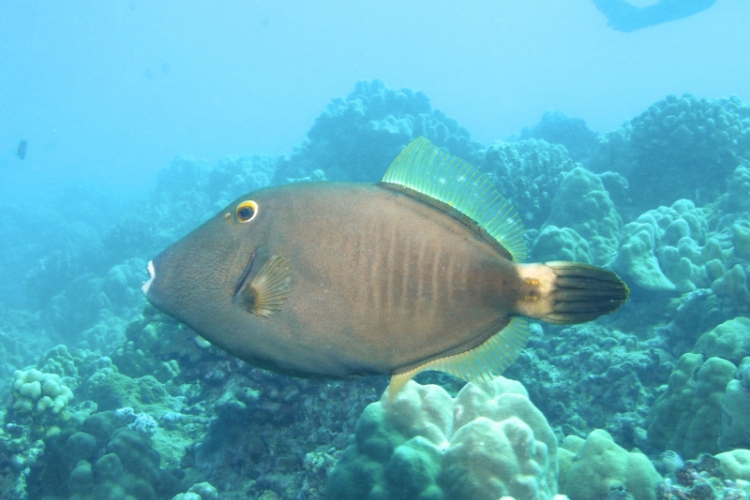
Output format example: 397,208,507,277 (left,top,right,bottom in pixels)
1,80,750,499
